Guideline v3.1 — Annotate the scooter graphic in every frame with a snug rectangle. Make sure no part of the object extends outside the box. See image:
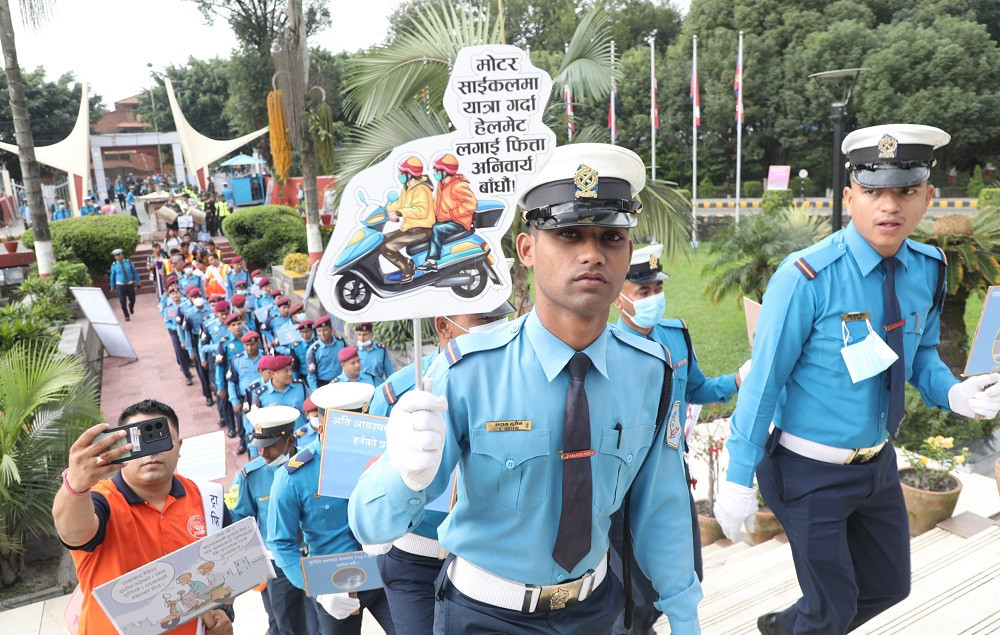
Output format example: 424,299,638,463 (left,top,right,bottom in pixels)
330,191,505,311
